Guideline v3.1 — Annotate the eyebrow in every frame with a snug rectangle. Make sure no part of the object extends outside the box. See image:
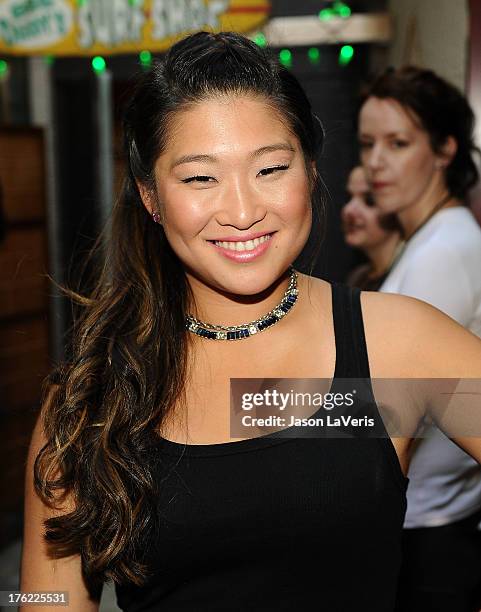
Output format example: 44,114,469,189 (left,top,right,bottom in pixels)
359,131,409,139
170,143,296,170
